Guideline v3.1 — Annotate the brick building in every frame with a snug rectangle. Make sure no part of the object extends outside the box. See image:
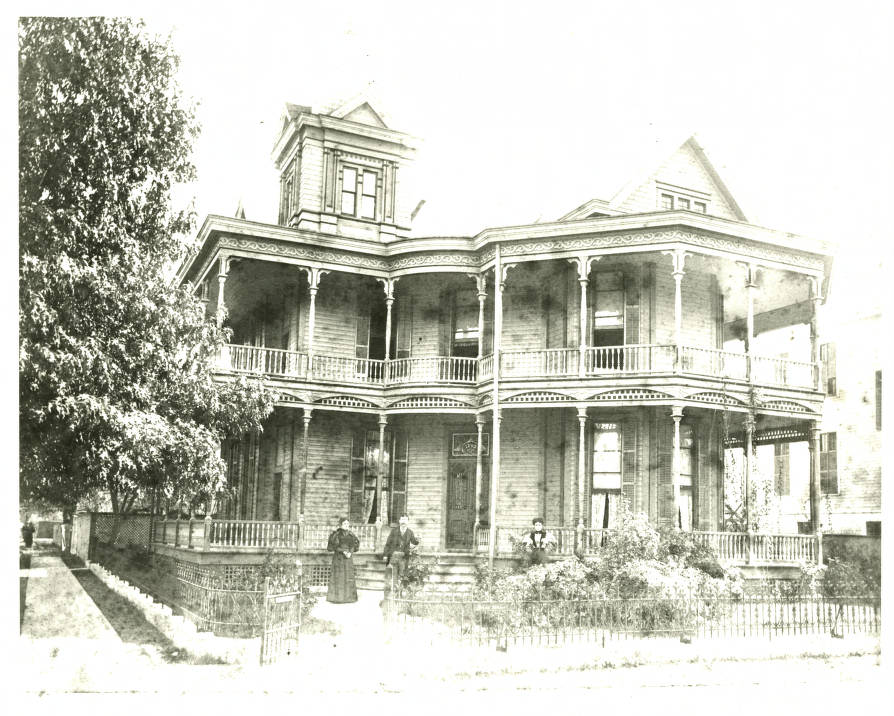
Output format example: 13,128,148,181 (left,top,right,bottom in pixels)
155,95,835,569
